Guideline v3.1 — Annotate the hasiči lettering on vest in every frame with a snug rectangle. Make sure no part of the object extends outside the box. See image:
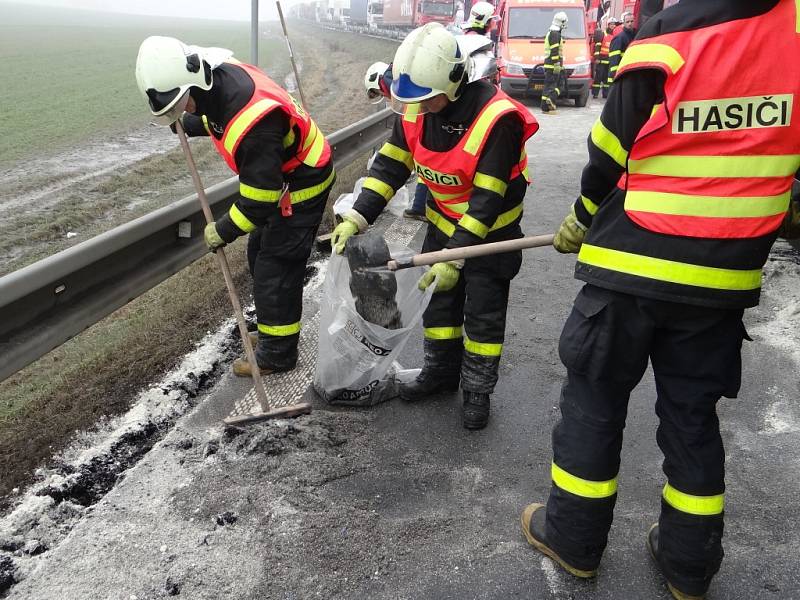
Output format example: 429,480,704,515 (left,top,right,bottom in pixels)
673,94,793,134
415,164,463,186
